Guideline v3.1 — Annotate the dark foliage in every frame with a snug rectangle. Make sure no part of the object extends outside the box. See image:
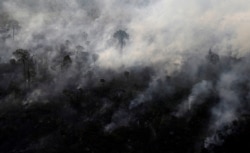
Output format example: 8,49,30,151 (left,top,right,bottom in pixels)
0,48,249,153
